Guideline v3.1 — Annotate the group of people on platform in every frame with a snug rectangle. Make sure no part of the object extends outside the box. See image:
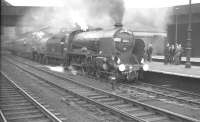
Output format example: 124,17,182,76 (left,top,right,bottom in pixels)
164,42,183,65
